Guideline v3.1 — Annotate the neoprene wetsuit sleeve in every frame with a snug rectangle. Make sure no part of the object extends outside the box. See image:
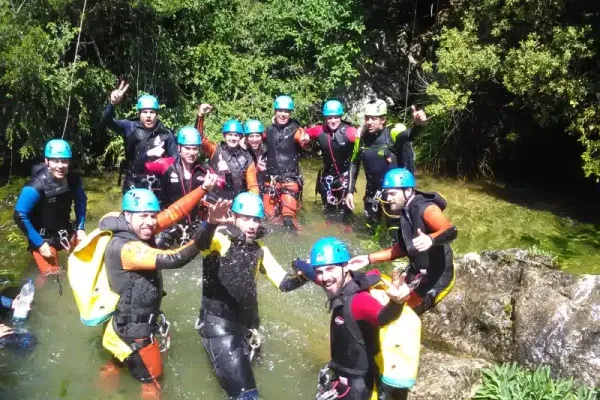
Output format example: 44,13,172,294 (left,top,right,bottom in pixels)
13,186,44,248
121,240,199,271
368,243,406,263
258,244,308,291
101,103,135,138
74,178,87,230
378,301,404,325
245,163,260,195
195,116,217,158
351,291,404,327
423,204,458,246
155,185,208,233
165,131,177,157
